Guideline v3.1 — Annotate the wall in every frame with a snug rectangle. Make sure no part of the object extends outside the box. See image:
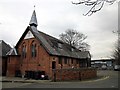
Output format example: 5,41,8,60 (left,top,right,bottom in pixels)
6,37,52,78
49,56,89,79
52,68,97,81
16,37,89,79
7,56,20,77
6,36,91,79
2,57,7,76
17,37,51,77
